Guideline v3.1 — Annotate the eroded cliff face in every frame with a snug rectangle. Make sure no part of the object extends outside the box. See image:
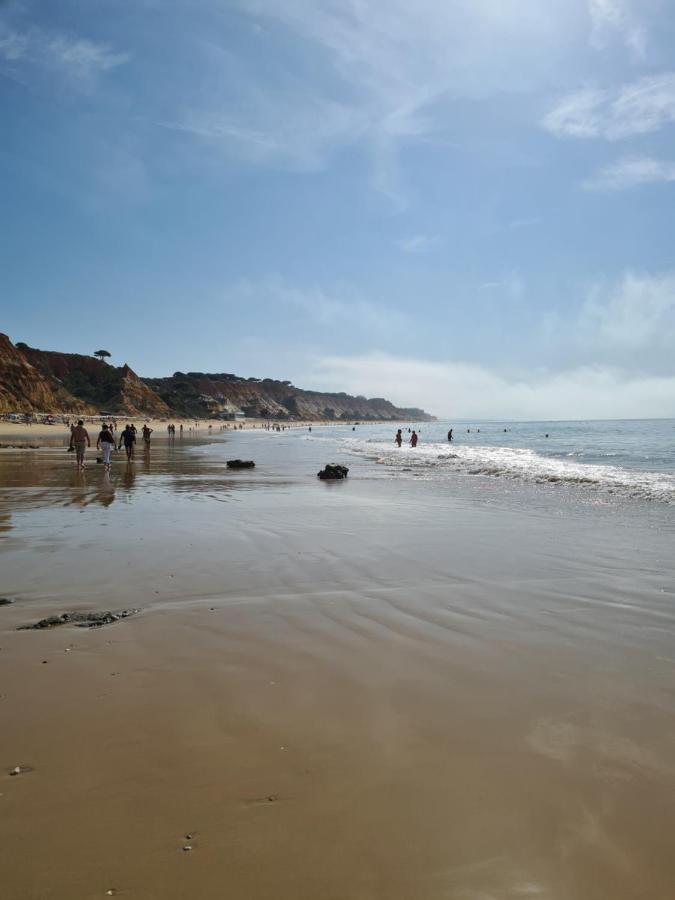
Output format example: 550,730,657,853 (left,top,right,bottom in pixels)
0,334,86,413
144,372,434,421
18,346,170,417
1,333,434,421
